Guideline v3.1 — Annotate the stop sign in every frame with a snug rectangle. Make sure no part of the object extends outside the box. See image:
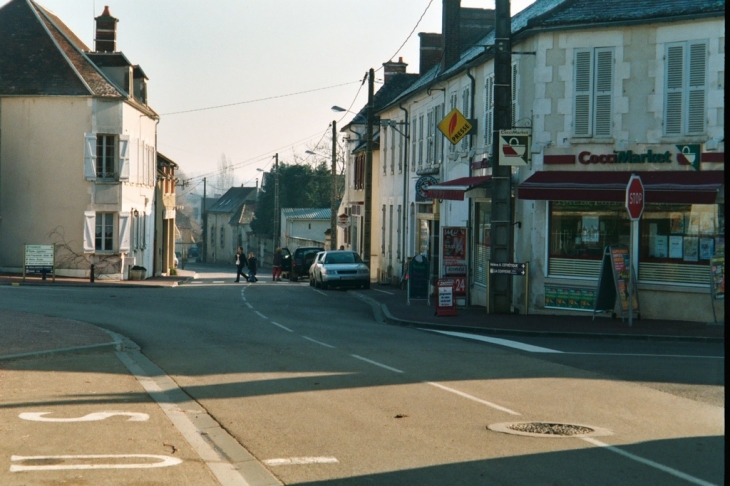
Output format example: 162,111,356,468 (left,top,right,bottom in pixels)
625,175,645,220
